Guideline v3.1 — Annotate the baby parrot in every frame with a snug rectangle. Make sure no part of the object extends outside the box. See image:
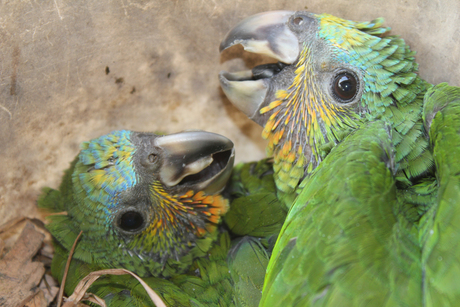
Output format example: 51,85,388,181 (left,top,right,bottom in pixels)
39,129,269,306
219,10,460,306
220,11,431,206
